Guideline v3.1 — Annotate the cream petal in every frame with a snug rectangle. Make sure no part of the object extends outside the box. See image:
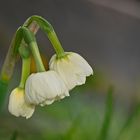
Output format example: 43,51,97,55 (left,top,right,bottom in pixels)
60,92,70,99
49,54,56,66
25,71,69,106
40,99,55,106
49,52,93,90
67,52,93,76
50,55,88,90
55,60,78,89
8,88,35,119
